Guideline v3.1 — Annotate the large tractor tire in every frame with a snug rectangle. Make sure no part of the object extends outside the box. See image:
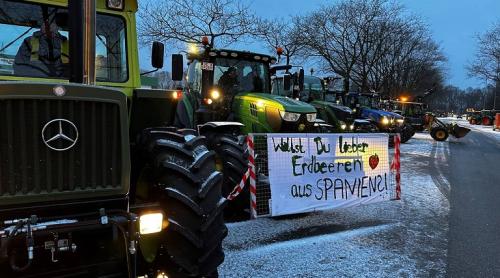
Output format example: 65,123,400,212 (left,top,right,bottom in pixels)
430,127,449,141
400,123,415,143
204,132,250,220
136,128,227,277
